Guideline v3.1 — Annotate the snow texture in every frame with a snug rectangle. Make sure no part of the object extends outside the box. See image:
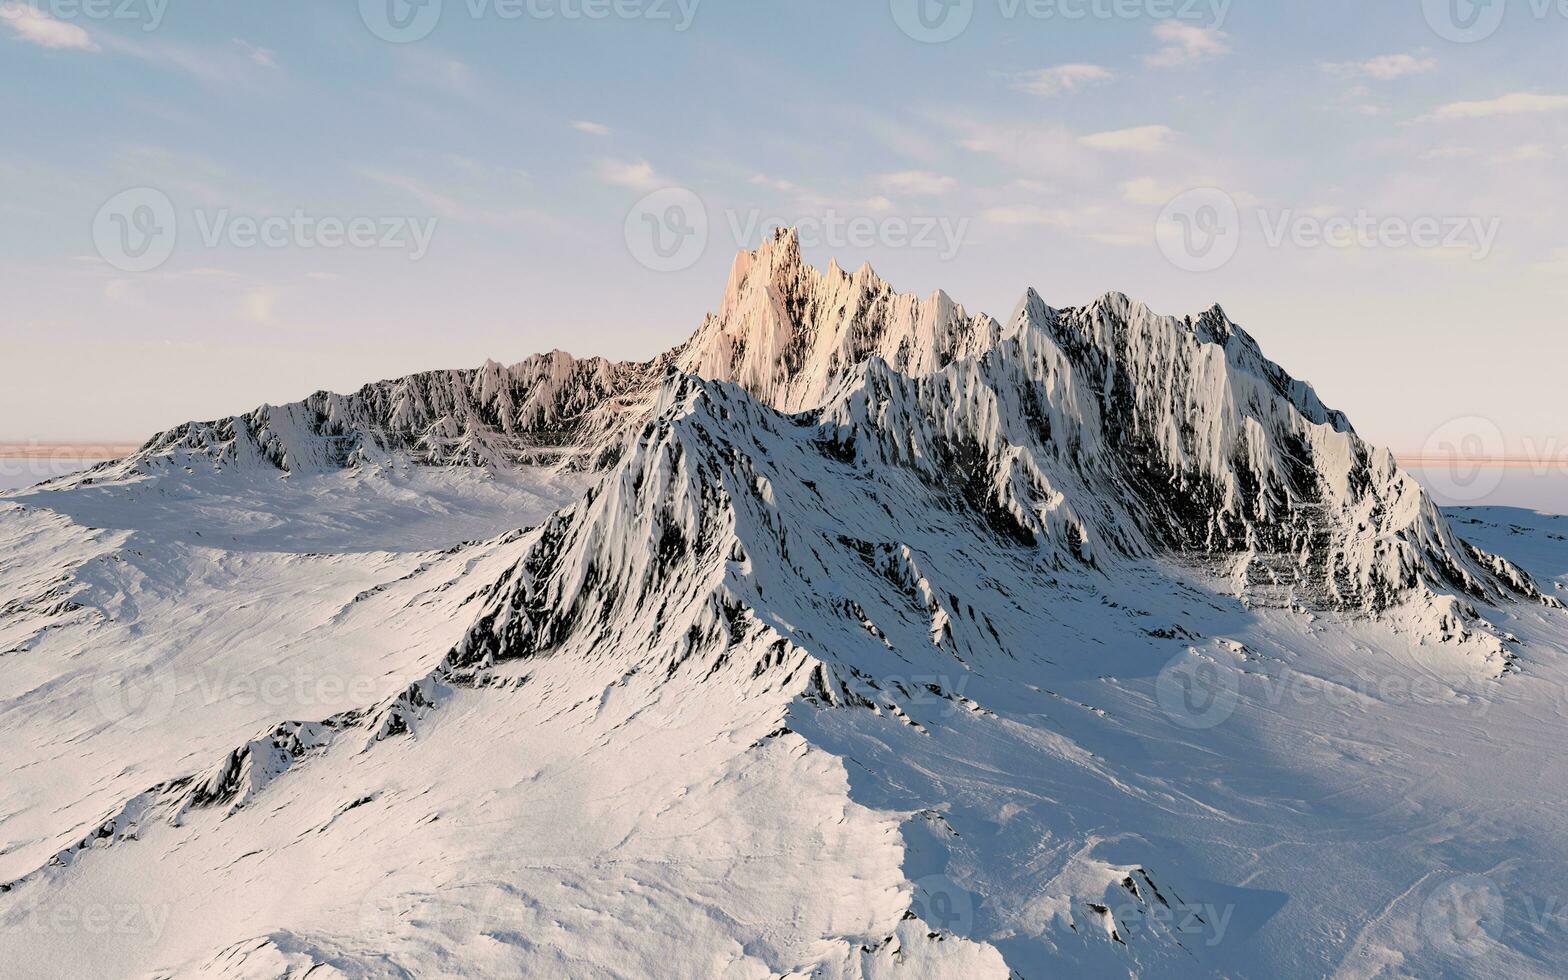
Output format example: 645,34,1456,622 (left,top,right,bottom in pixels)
2,229,1566,978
